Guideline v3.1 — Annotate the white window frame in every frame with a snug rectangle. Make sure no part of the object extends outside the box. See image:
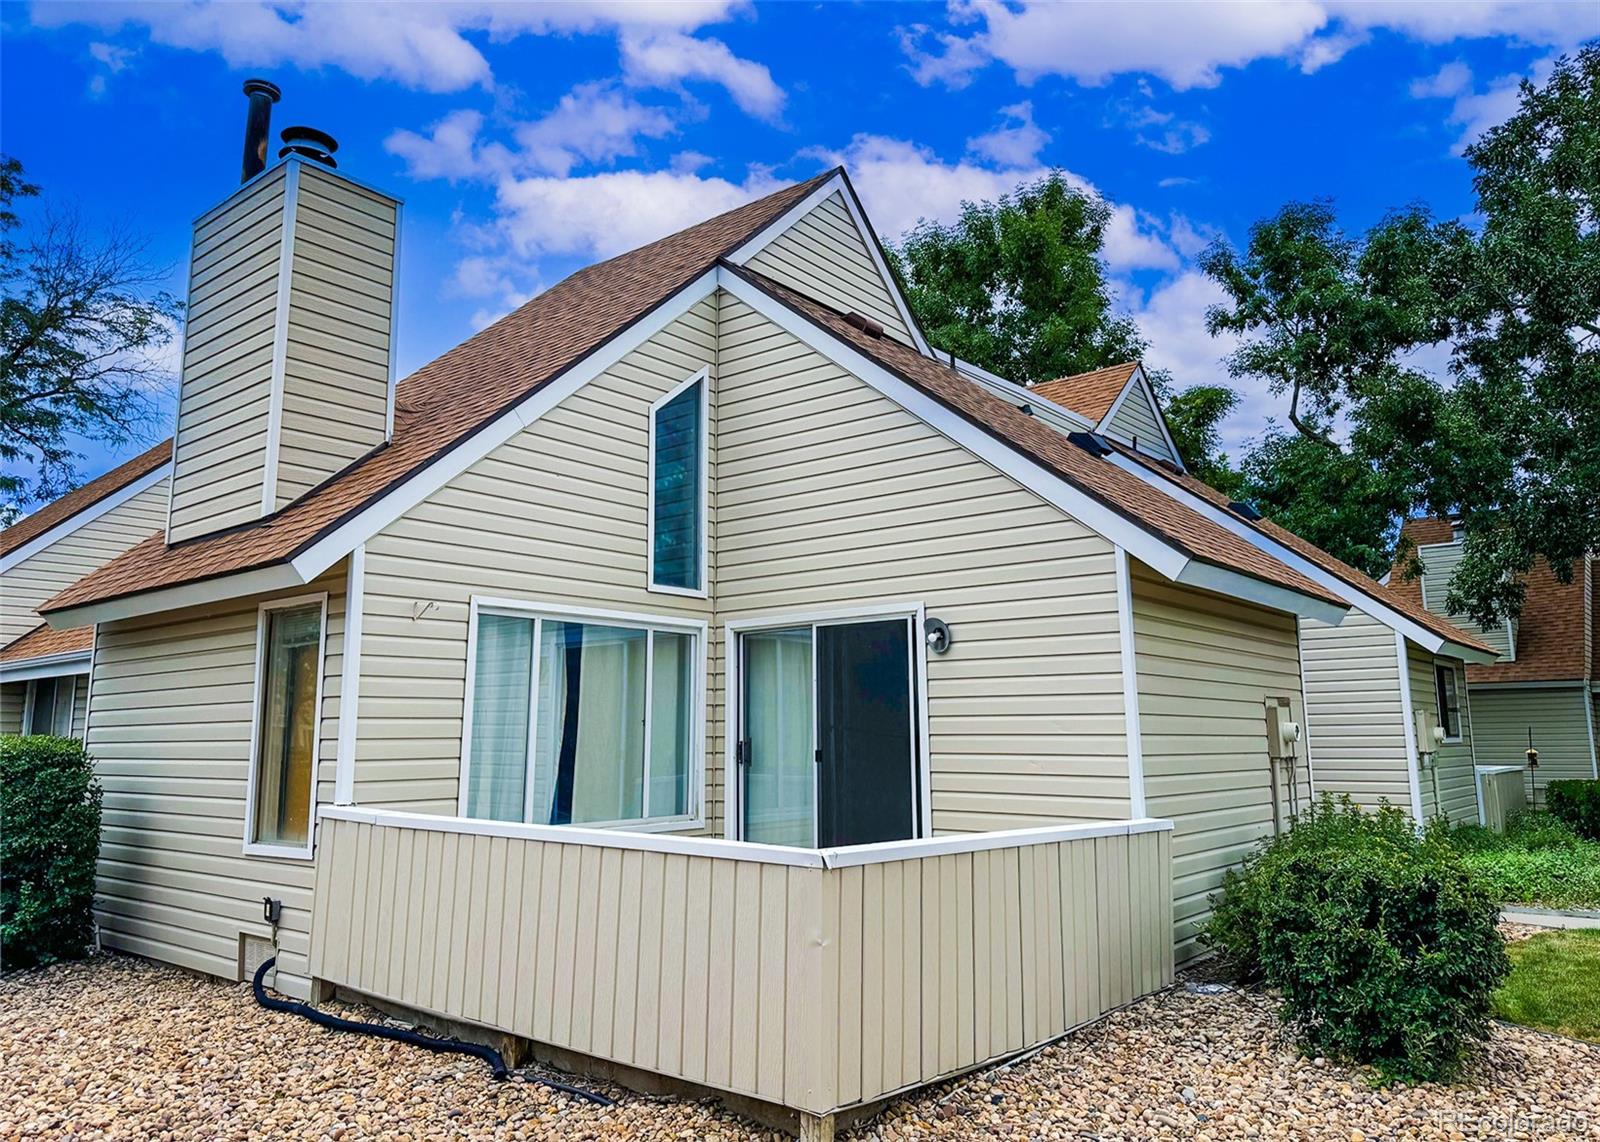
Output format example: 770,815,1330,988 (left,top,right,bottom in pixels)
1434,659,1463,744
22,675,76,737
459,596,708,834
243,592,329,860
723,599,933,845
647,367,710,599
